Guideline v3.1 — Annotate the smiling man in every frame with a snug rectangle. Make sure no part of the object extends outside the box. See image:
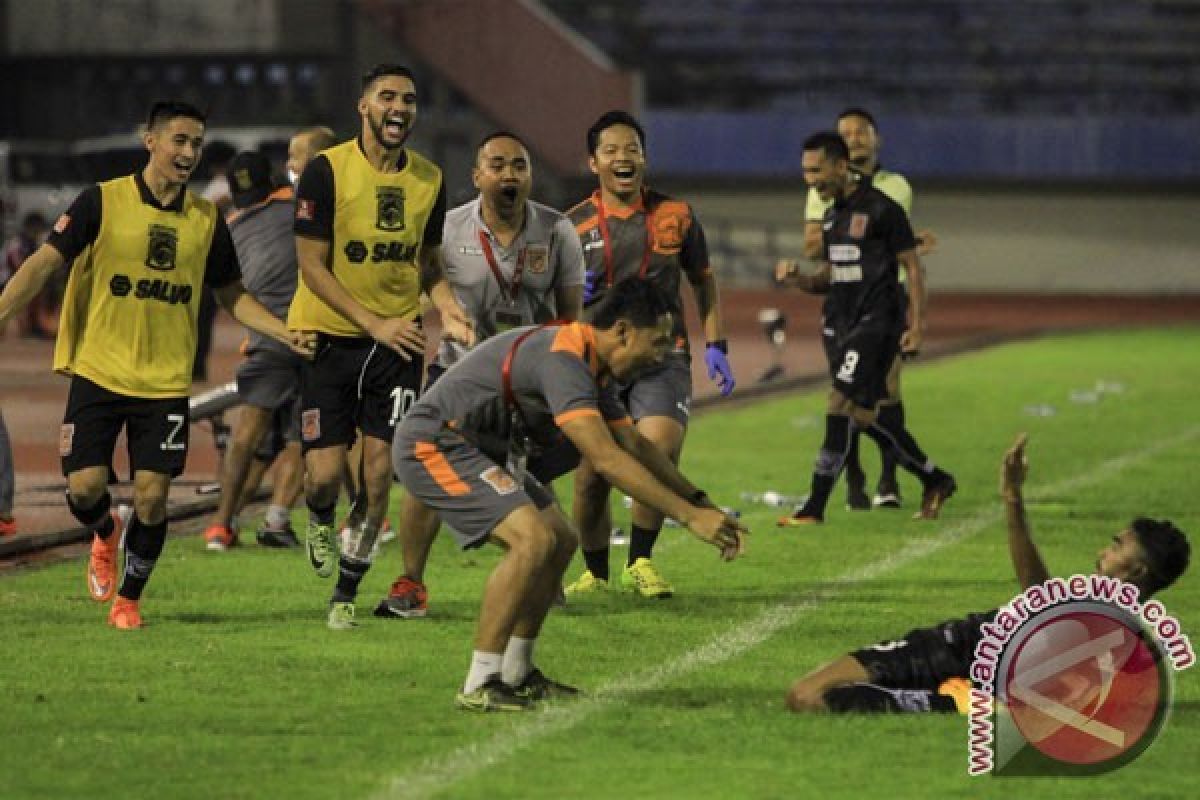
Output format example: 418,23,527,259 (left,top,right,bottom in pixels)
392,278,745,710
0,100,313,629
287,63,475,630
